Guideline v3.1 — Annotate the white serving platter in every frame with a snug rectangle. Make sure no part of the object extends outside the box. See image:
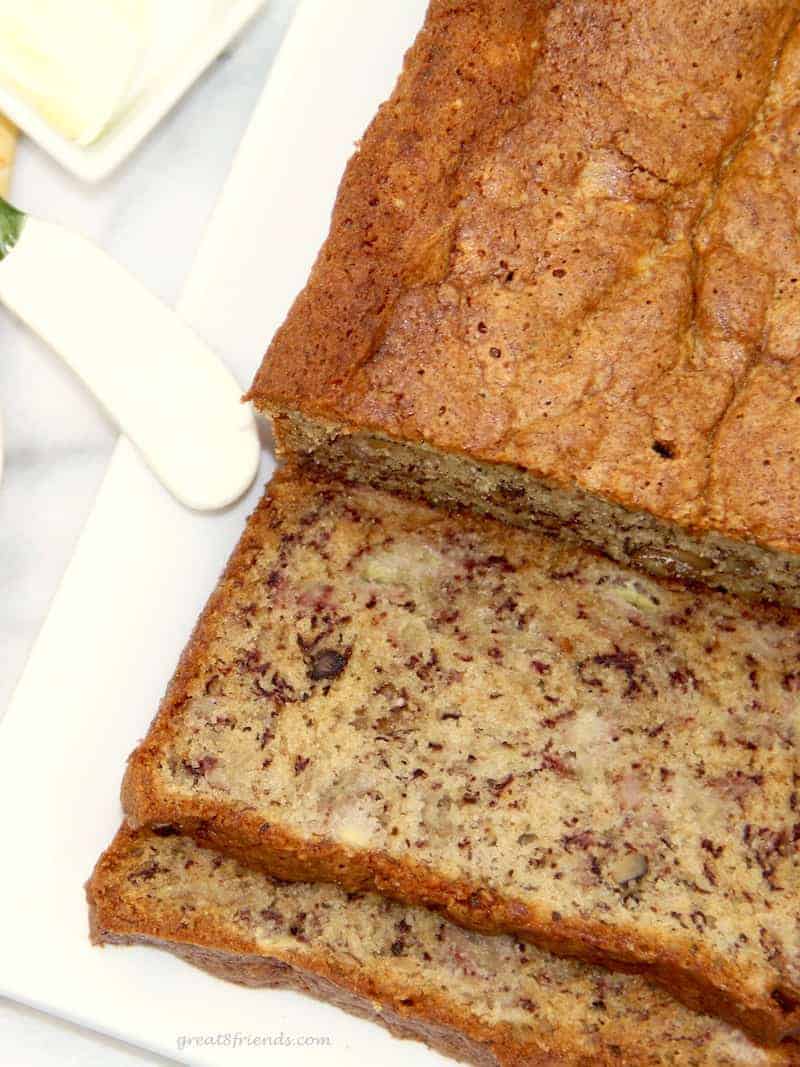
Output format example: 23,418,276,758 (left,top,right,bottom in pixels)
0,0,267,182
0,1,443,1064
